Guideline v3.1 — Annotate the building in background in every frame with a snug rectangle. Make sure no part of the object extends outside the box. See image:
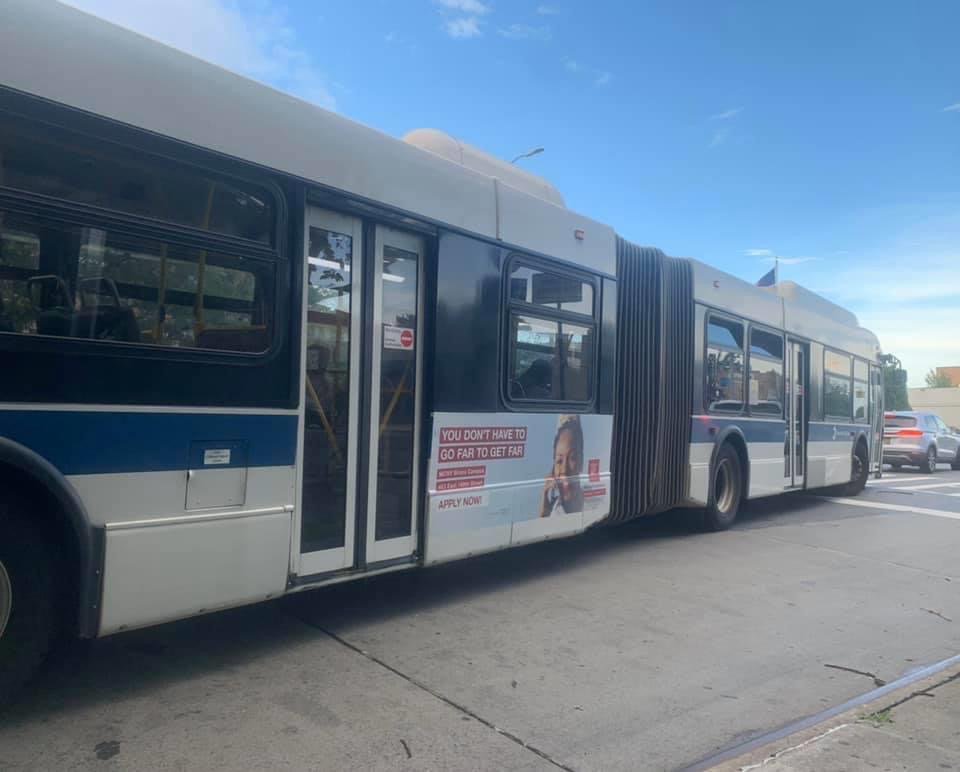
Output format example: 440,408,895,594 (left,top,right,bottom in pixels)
935,367,960,387
909,387,960,429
